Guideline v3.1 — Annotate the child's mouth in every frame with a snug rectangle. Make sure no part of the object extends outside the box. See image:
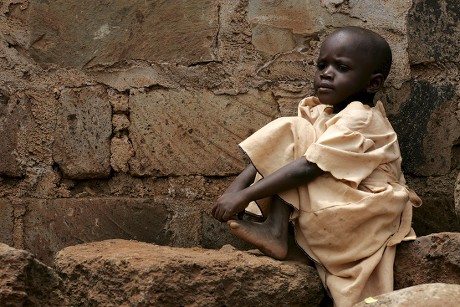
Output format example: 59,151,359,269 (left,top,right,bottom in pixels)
317,86,334,94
